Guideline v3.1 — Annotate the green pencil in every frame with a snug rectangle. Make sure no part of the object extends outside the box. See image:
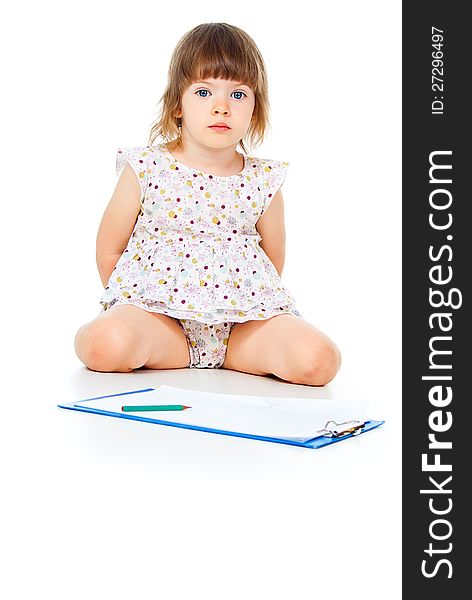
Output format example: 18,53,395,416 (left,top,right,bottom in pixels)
121,404,191,412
